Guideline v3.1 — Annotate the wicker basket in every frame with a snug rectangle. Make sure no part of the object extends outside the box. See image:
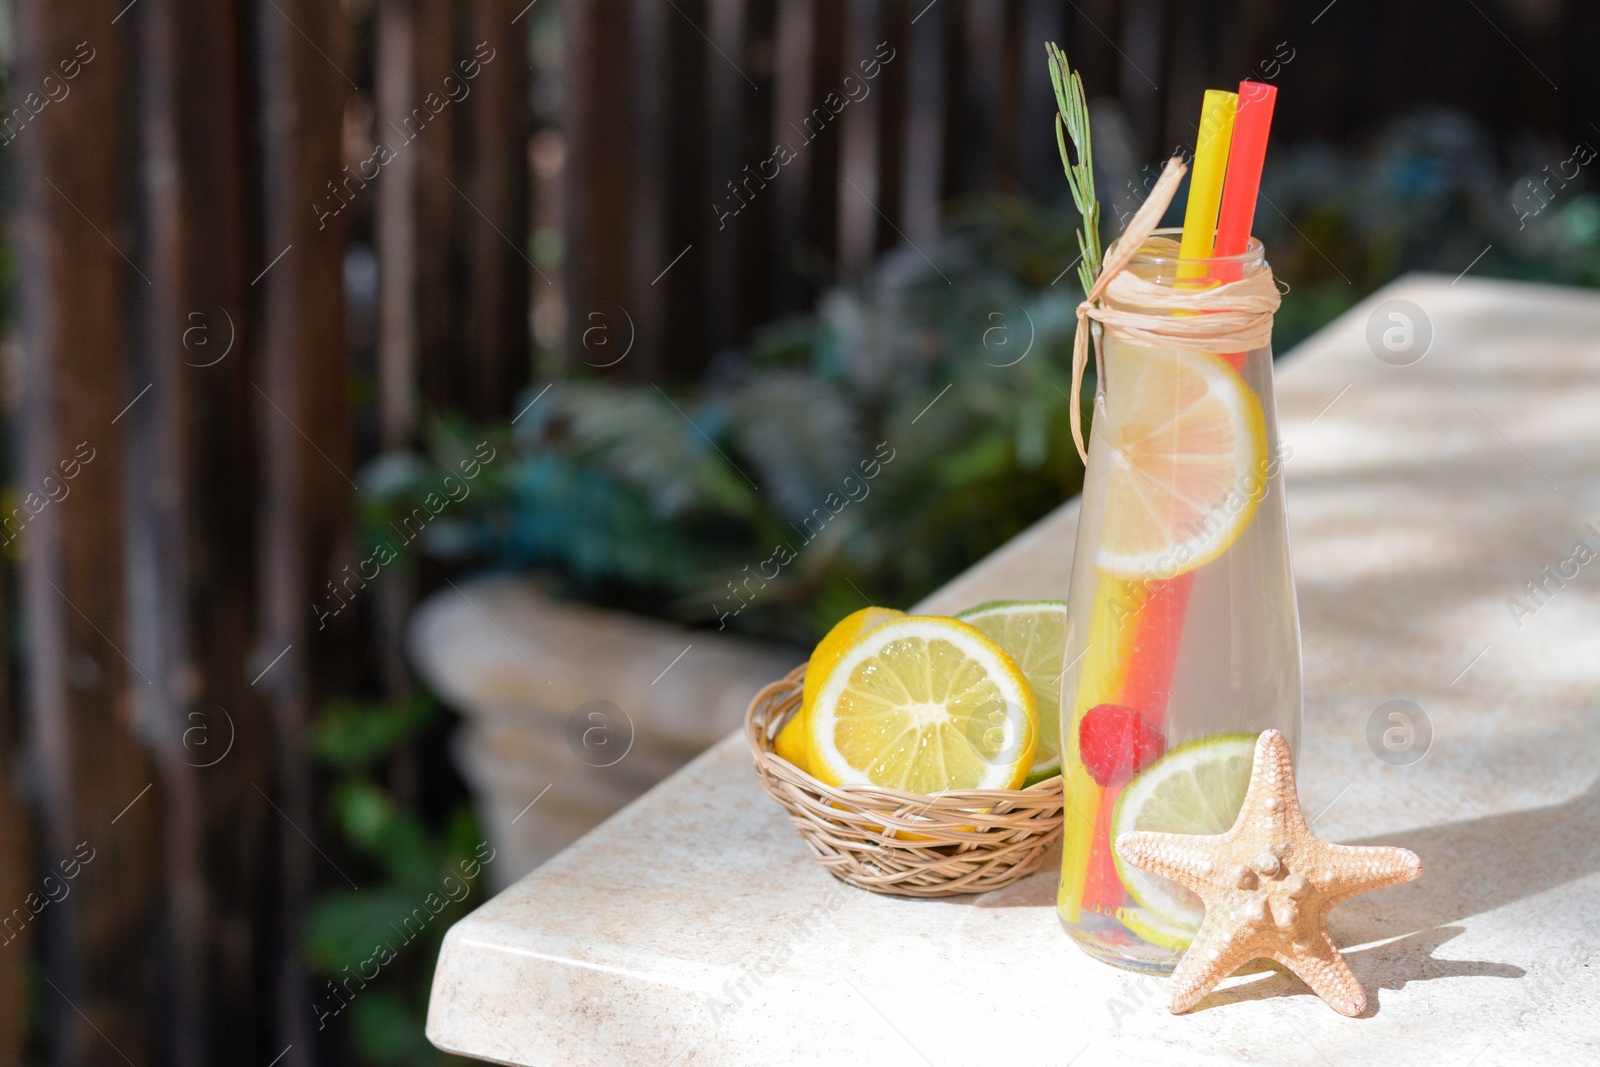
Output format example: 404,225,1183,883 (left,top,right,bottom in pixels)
745,664,1064,897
